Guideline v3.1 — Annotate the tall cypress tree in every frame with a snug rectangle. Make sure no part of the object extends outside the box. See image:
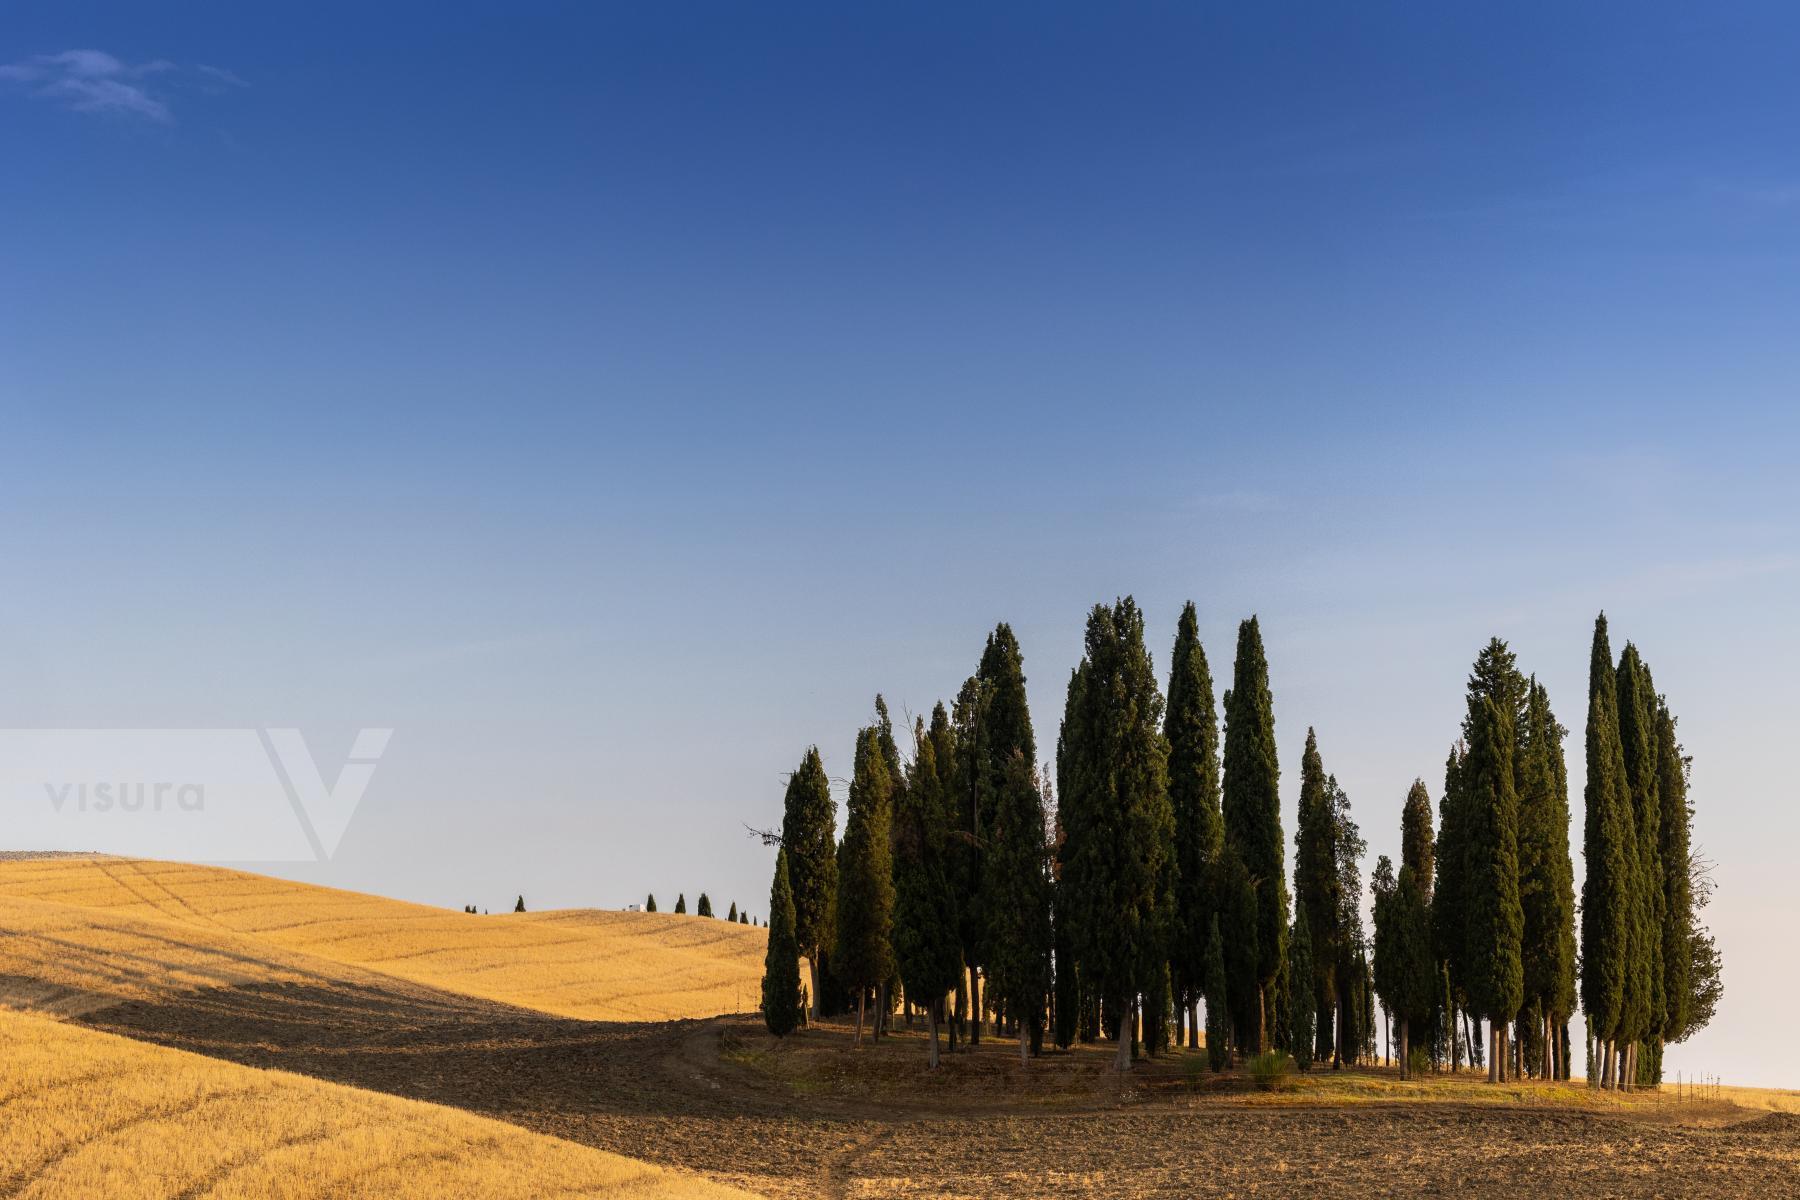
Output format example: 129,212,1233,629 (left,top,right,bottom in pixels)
674,893,686,914
1616,644,1664,1085
1328,775,1367,1067
985,751,1054,1062
1461,640,1524,1083
762,849,802,1036
1293,728,1341,1064
1433,744,1469,1022
1655,699,1693,1048
1516,676,1577,1079
892,710,965,1067
781,746,838,1023
1056,598,1172,1071
835,727,896,1046
1221,615,1285,1052
1165,602,1223,1050
1375,860,1435,1080
1580,614,1633,1086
